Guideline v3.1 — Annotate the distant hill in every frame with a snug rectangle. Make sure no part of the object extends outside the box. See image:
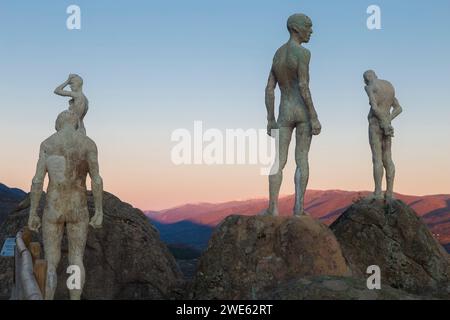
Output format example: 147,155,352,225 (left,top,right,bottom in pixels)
0,183,26,224
146,190,450,252
166,243,202,260
1,184,448,253
444,243,450,252
150,220,214,251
